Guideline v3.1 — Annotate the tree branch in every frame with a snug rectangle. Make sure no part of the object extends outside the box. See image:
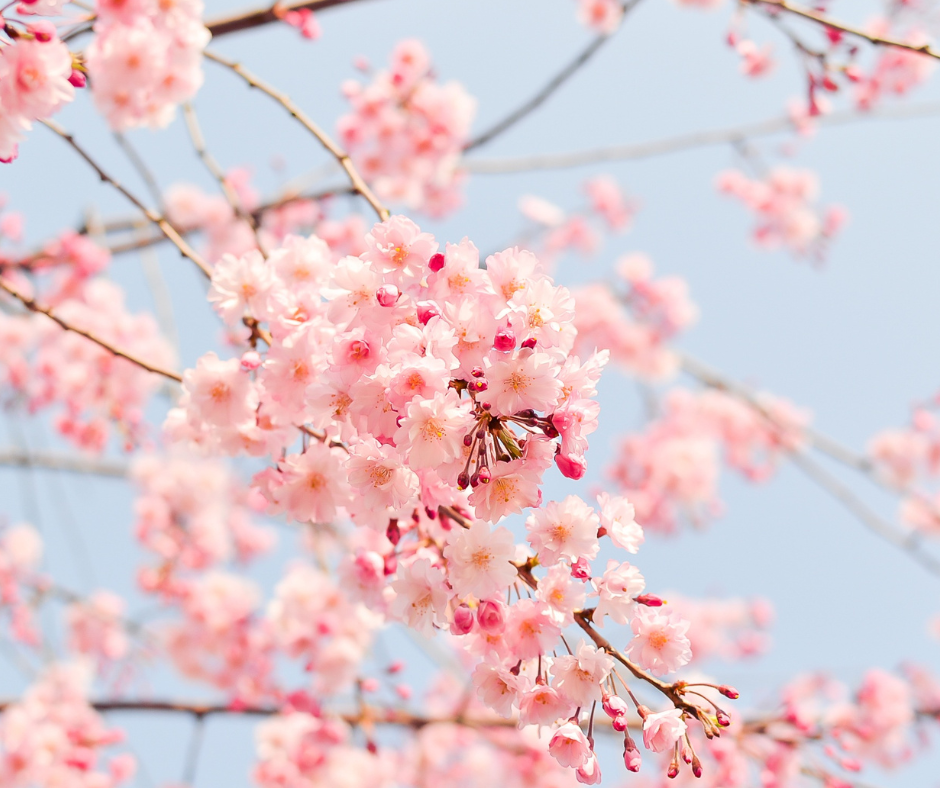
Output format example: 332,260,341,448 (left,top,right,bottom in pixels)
0,449,127,477
464,0,644,152
0,277,183,384
40,121,213,278
204,0,376,38
744,0,940,61
464,101,940,174
203,50,390,222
